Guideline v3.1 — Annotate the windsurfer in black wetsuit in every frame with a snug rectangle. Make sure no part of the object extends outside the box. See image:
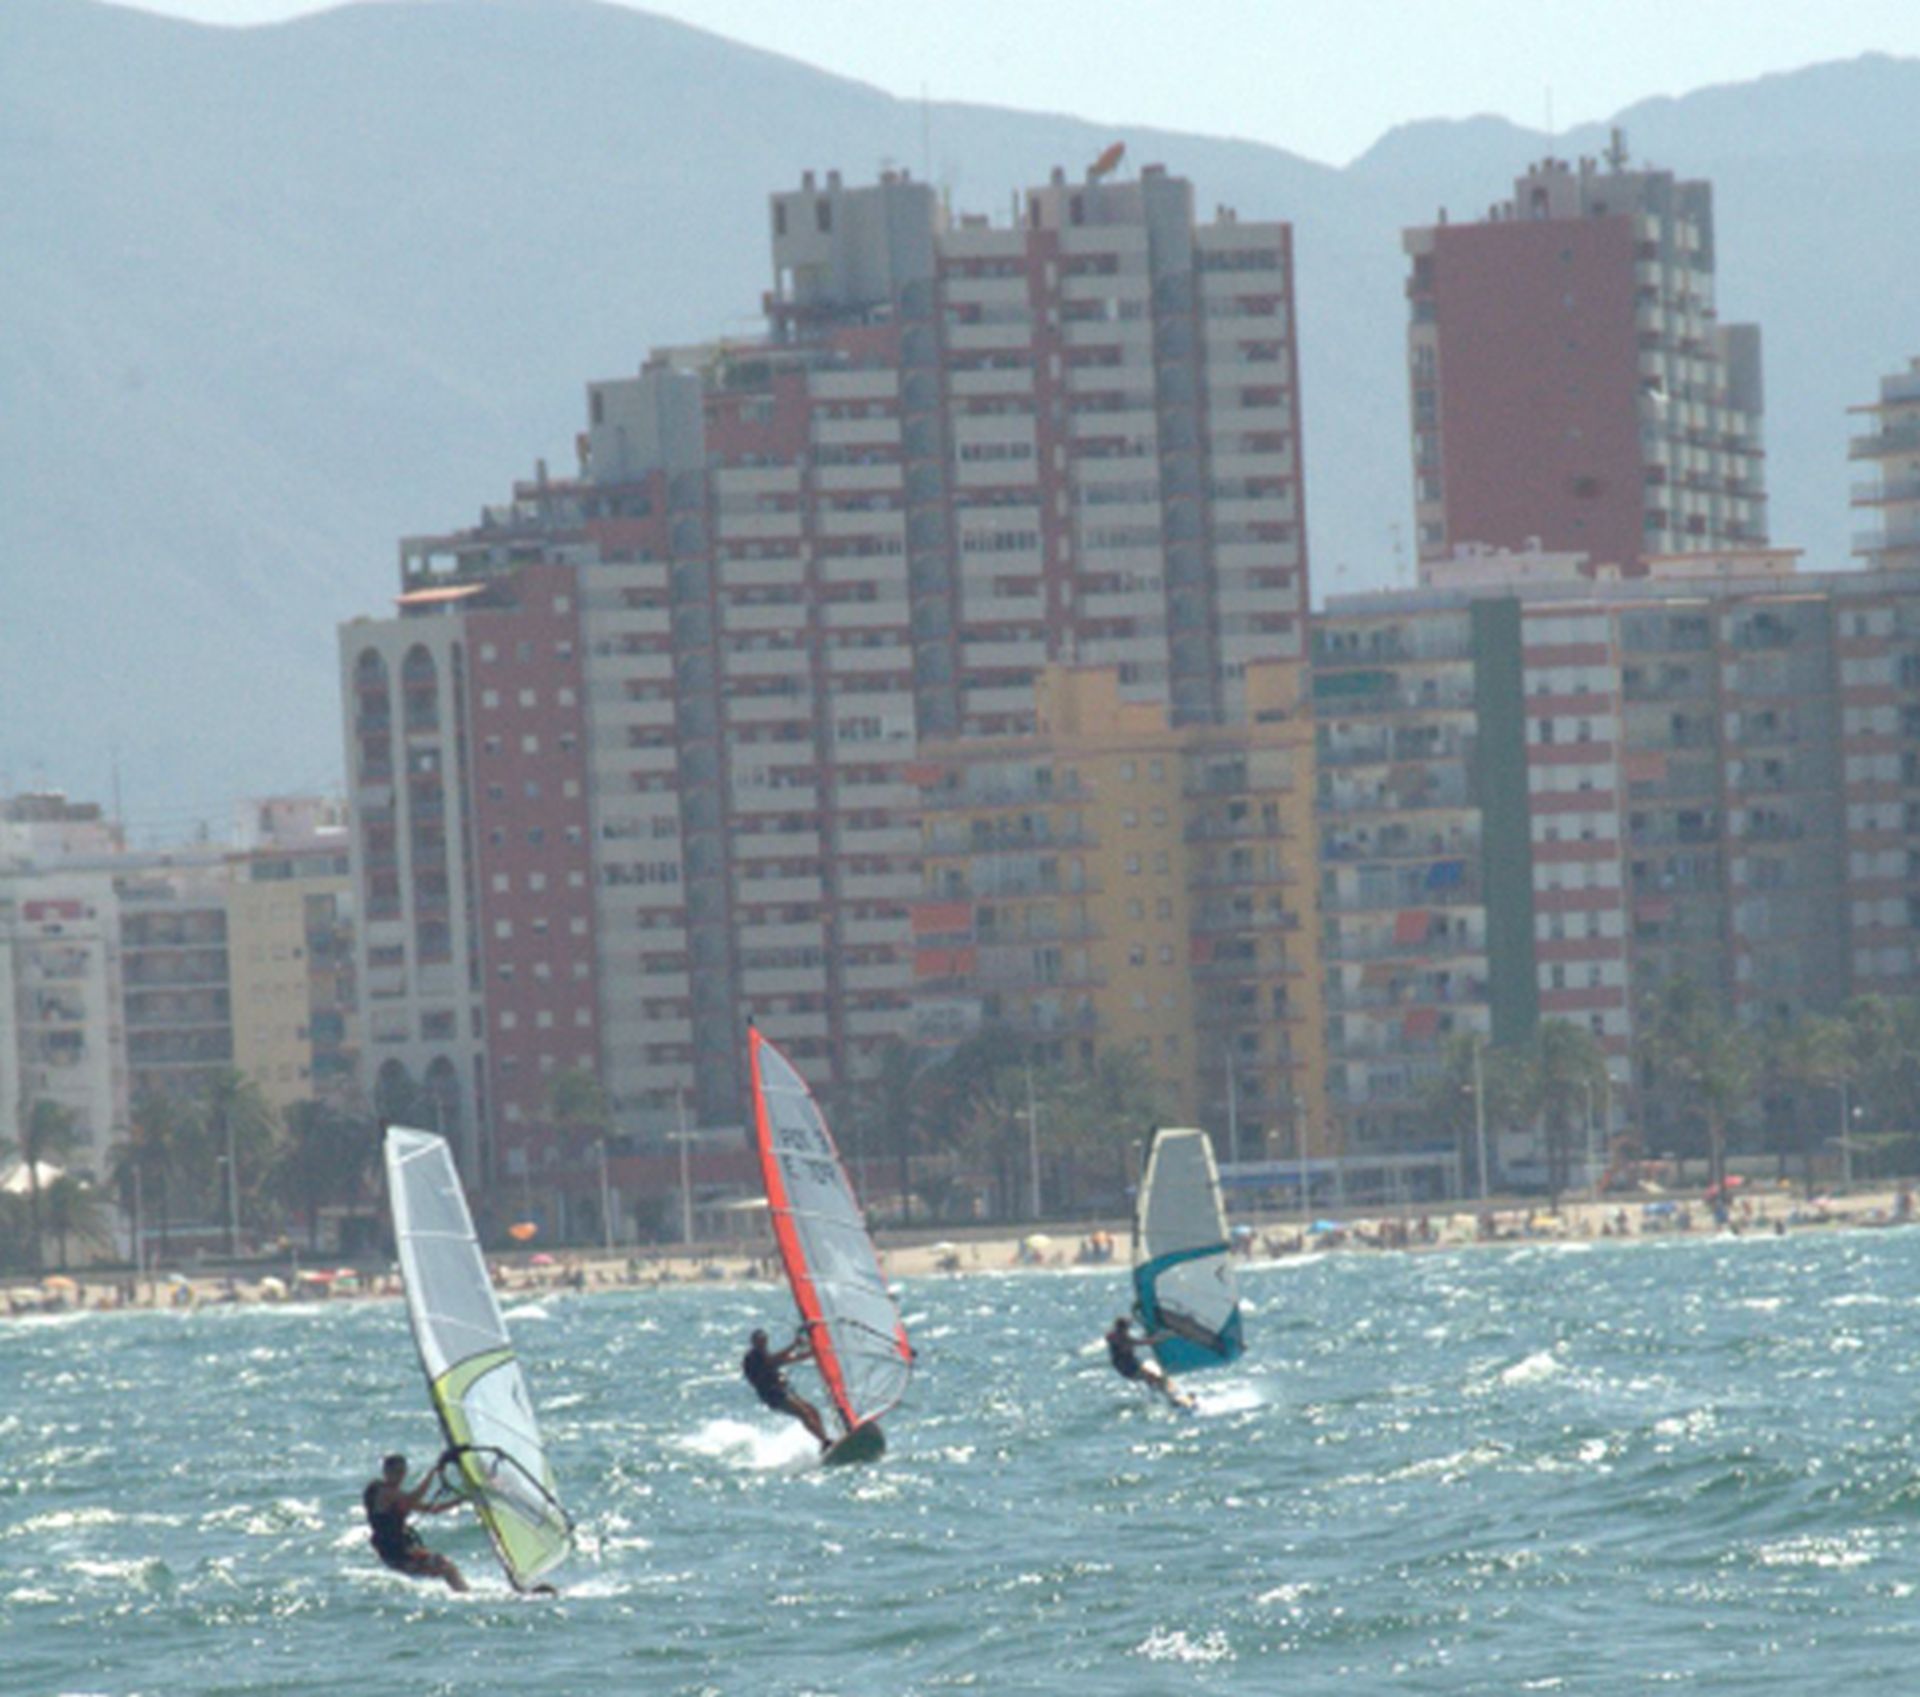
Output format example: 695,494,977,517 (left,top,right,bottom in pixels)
363,1452,468,1591
1106,1316,1188,1407
743,1326,832,1450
